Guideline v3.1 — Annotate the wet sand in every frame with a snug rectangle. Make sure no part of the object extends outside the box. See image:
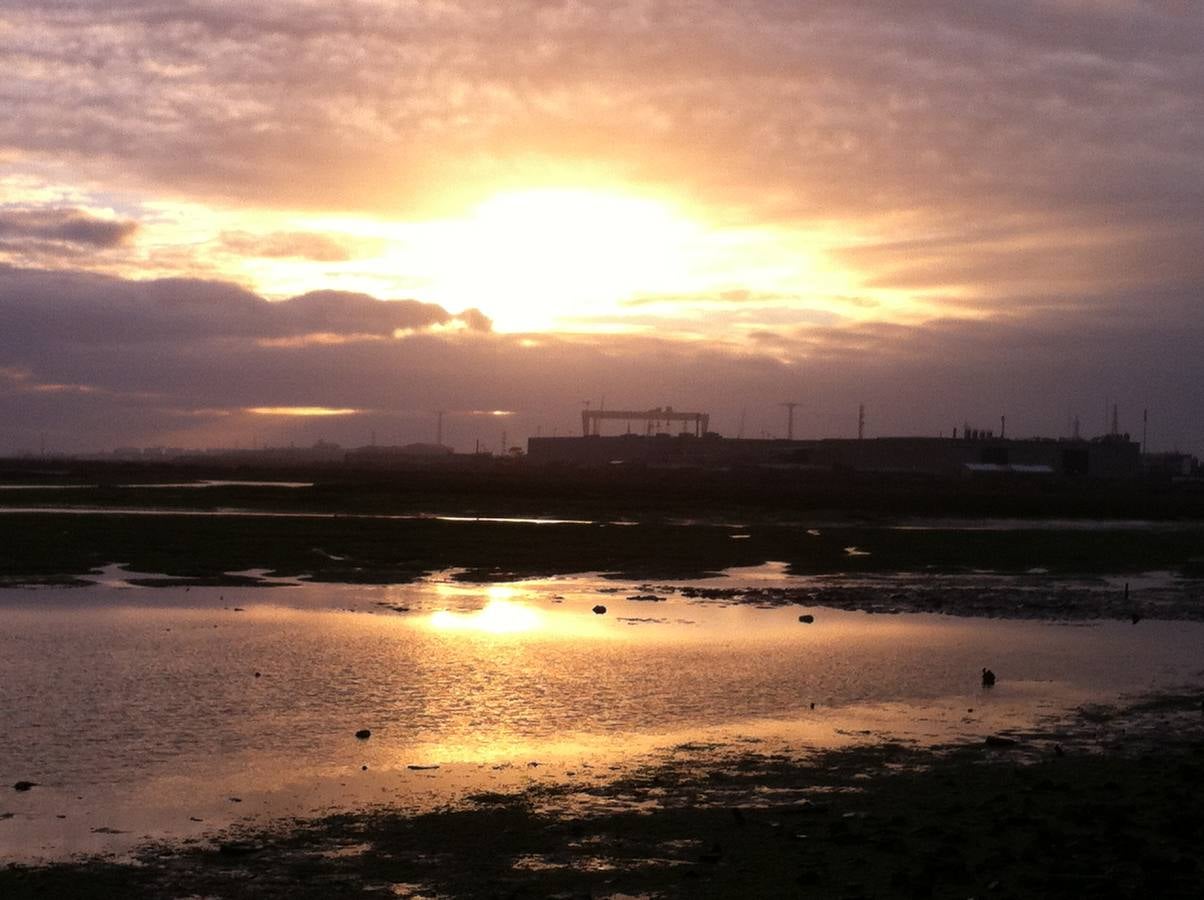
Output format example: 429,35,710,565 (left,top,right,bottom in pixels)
4,690,1202,899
